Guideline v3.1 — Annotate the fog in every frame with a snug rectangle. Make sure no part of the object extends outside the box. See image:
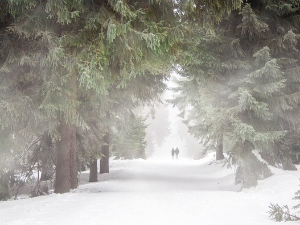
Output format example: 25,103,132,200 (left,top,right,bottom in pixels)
145,75,204,159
